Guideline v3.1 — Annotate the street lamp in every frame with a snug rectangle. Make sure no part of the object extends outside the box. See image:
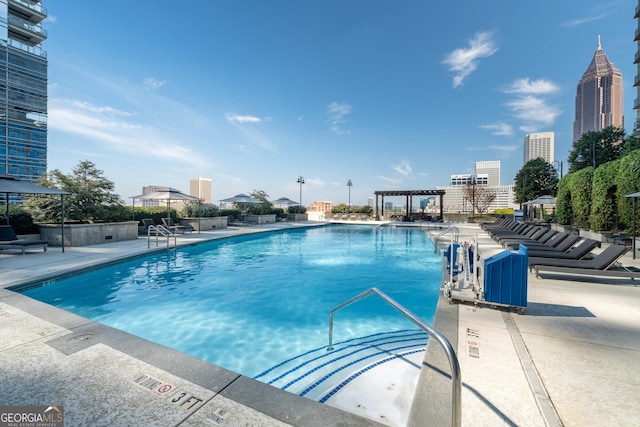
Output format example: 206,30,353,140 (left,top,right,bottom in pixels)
297,176,305,207
551,160,563,178
575,141,596,169
347,179,353,213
